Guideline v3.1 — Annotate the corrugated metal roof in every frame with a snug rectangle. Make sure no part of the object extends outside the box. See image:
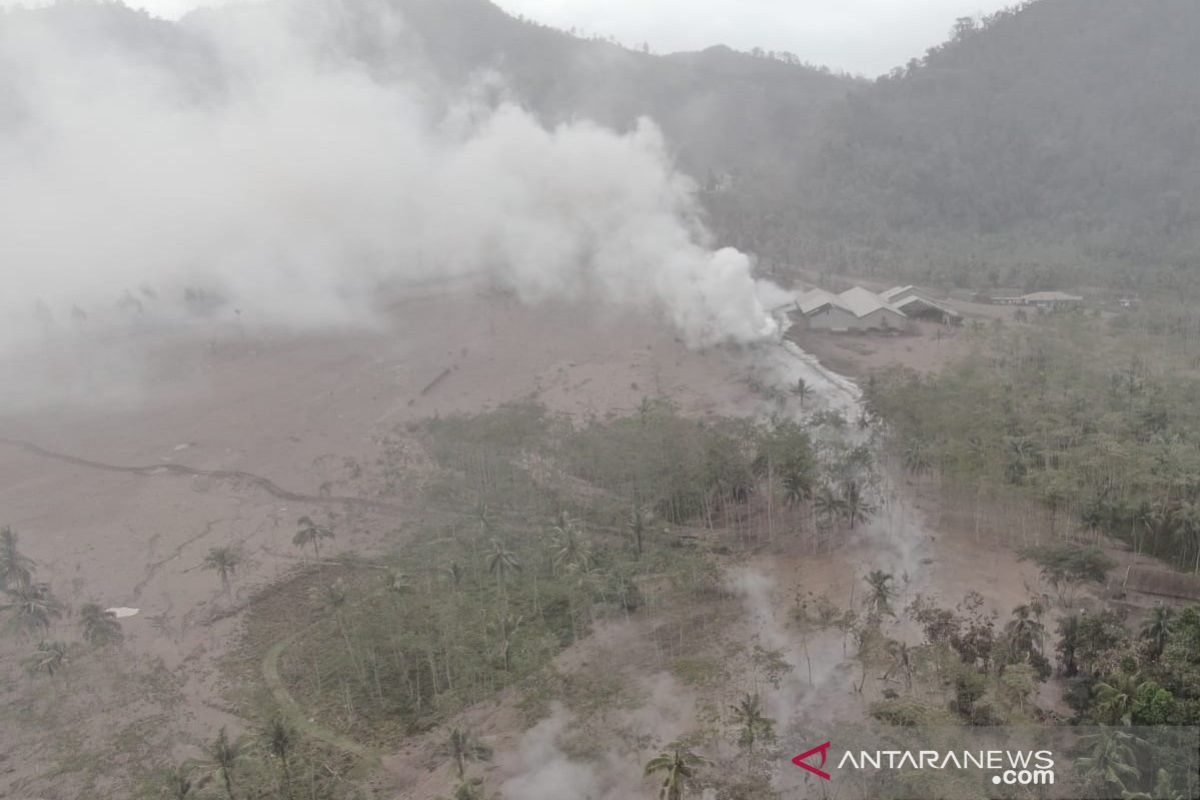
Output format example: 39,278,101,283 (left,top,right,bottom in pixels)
1023,291,1083,302
837,286,906,318
796,288,844,315
892,294,960,317
880,285,914,302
